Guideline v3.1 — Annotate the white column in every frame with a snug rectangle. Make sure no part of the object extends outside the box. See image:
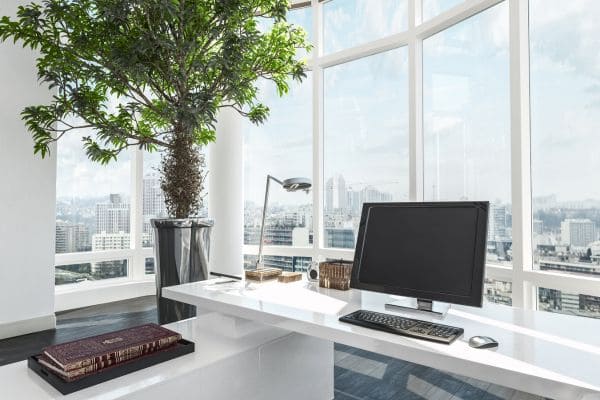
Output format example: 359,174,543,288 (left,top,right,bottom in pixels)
208,107,244,277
